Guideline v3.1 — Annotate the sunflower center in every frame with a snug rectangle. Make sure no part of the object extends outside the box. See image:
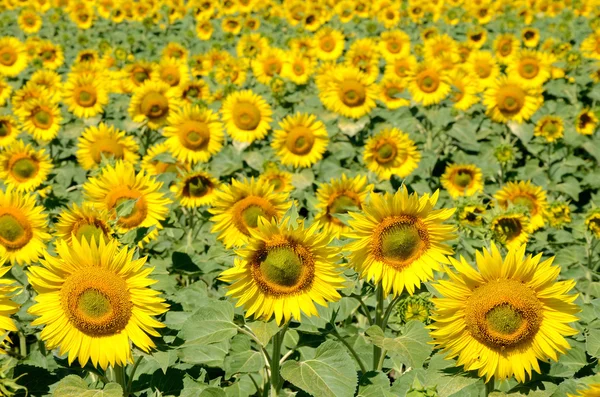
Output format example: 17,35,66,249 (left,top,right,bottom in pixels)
454,170,473,188
179,120,210,150
0,49,16,66
260,246,303,287
286,126,315,155
340,79,367,107
232,102,261,131
375,142,397,164
475,61,492,78
41,50,55,61
513,195,536,212
233,196,276,235
140,91,169,119
74,221,107,243
387,40,402,53
329,194,358,214
497,86,525,114
495,217,523,240
395,63,409,77
499,41,512,56
11,157,39,180
184,176,210,198
185,87,199,99
61,268,133,337
33,108,53,129
242,205,267,229
0,212,32,250
0,121,10,137
134,71,149,83
520,60,539,79
418,72,440,93
542,121,558,134
161,68,180,86
465,279,542,349
91,138,125,164
524,31,535,40
381,223,422,262
320,36,335,51
76,88,97,107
